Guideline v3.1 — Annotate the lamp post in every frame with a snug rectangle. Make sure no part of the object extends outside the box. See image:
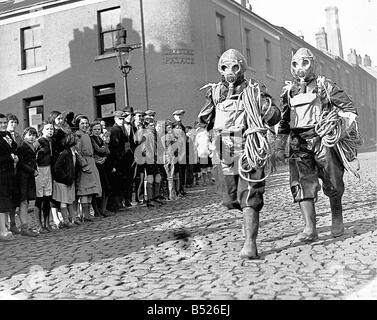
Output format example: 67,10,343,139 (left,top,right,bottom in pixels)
114,27,142,109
